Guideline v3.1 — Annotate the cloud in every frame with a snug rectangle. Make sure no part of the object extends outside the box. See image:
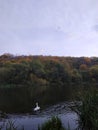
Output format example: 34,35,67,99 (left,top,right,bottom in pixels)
93,25,98,32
